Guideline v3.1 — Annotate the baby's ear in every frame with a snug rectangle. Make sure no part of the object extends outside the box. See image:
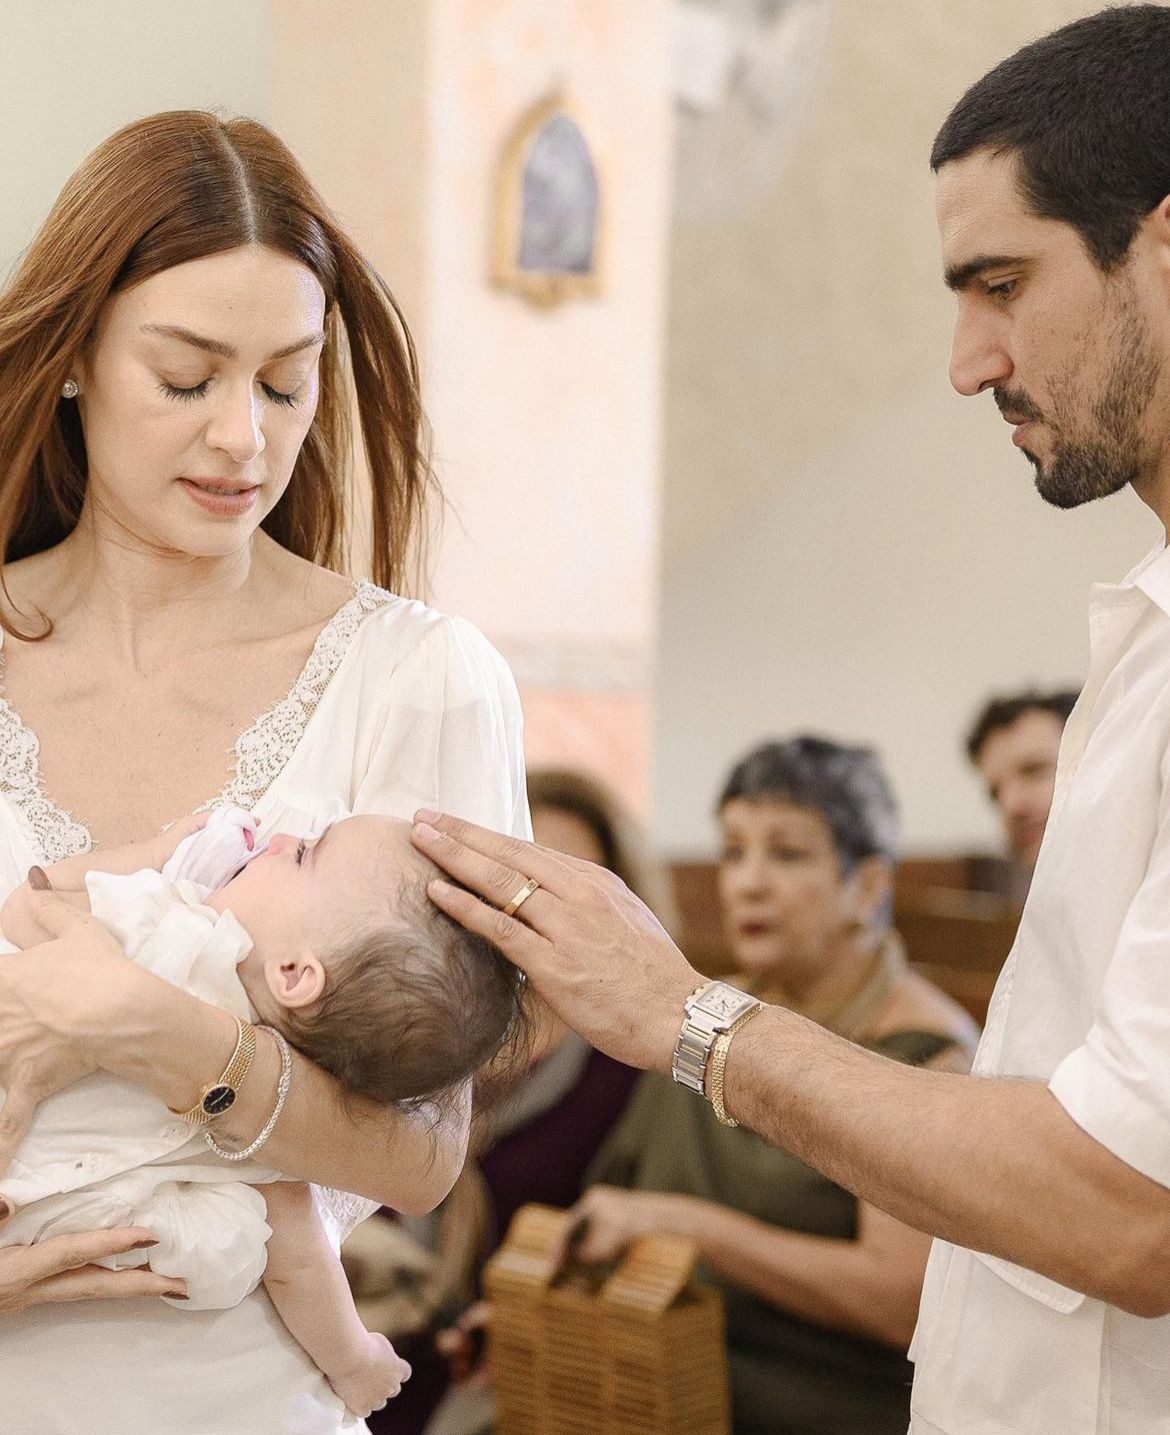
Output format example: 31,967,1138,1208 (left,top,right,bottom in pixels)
265,954,327,1009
